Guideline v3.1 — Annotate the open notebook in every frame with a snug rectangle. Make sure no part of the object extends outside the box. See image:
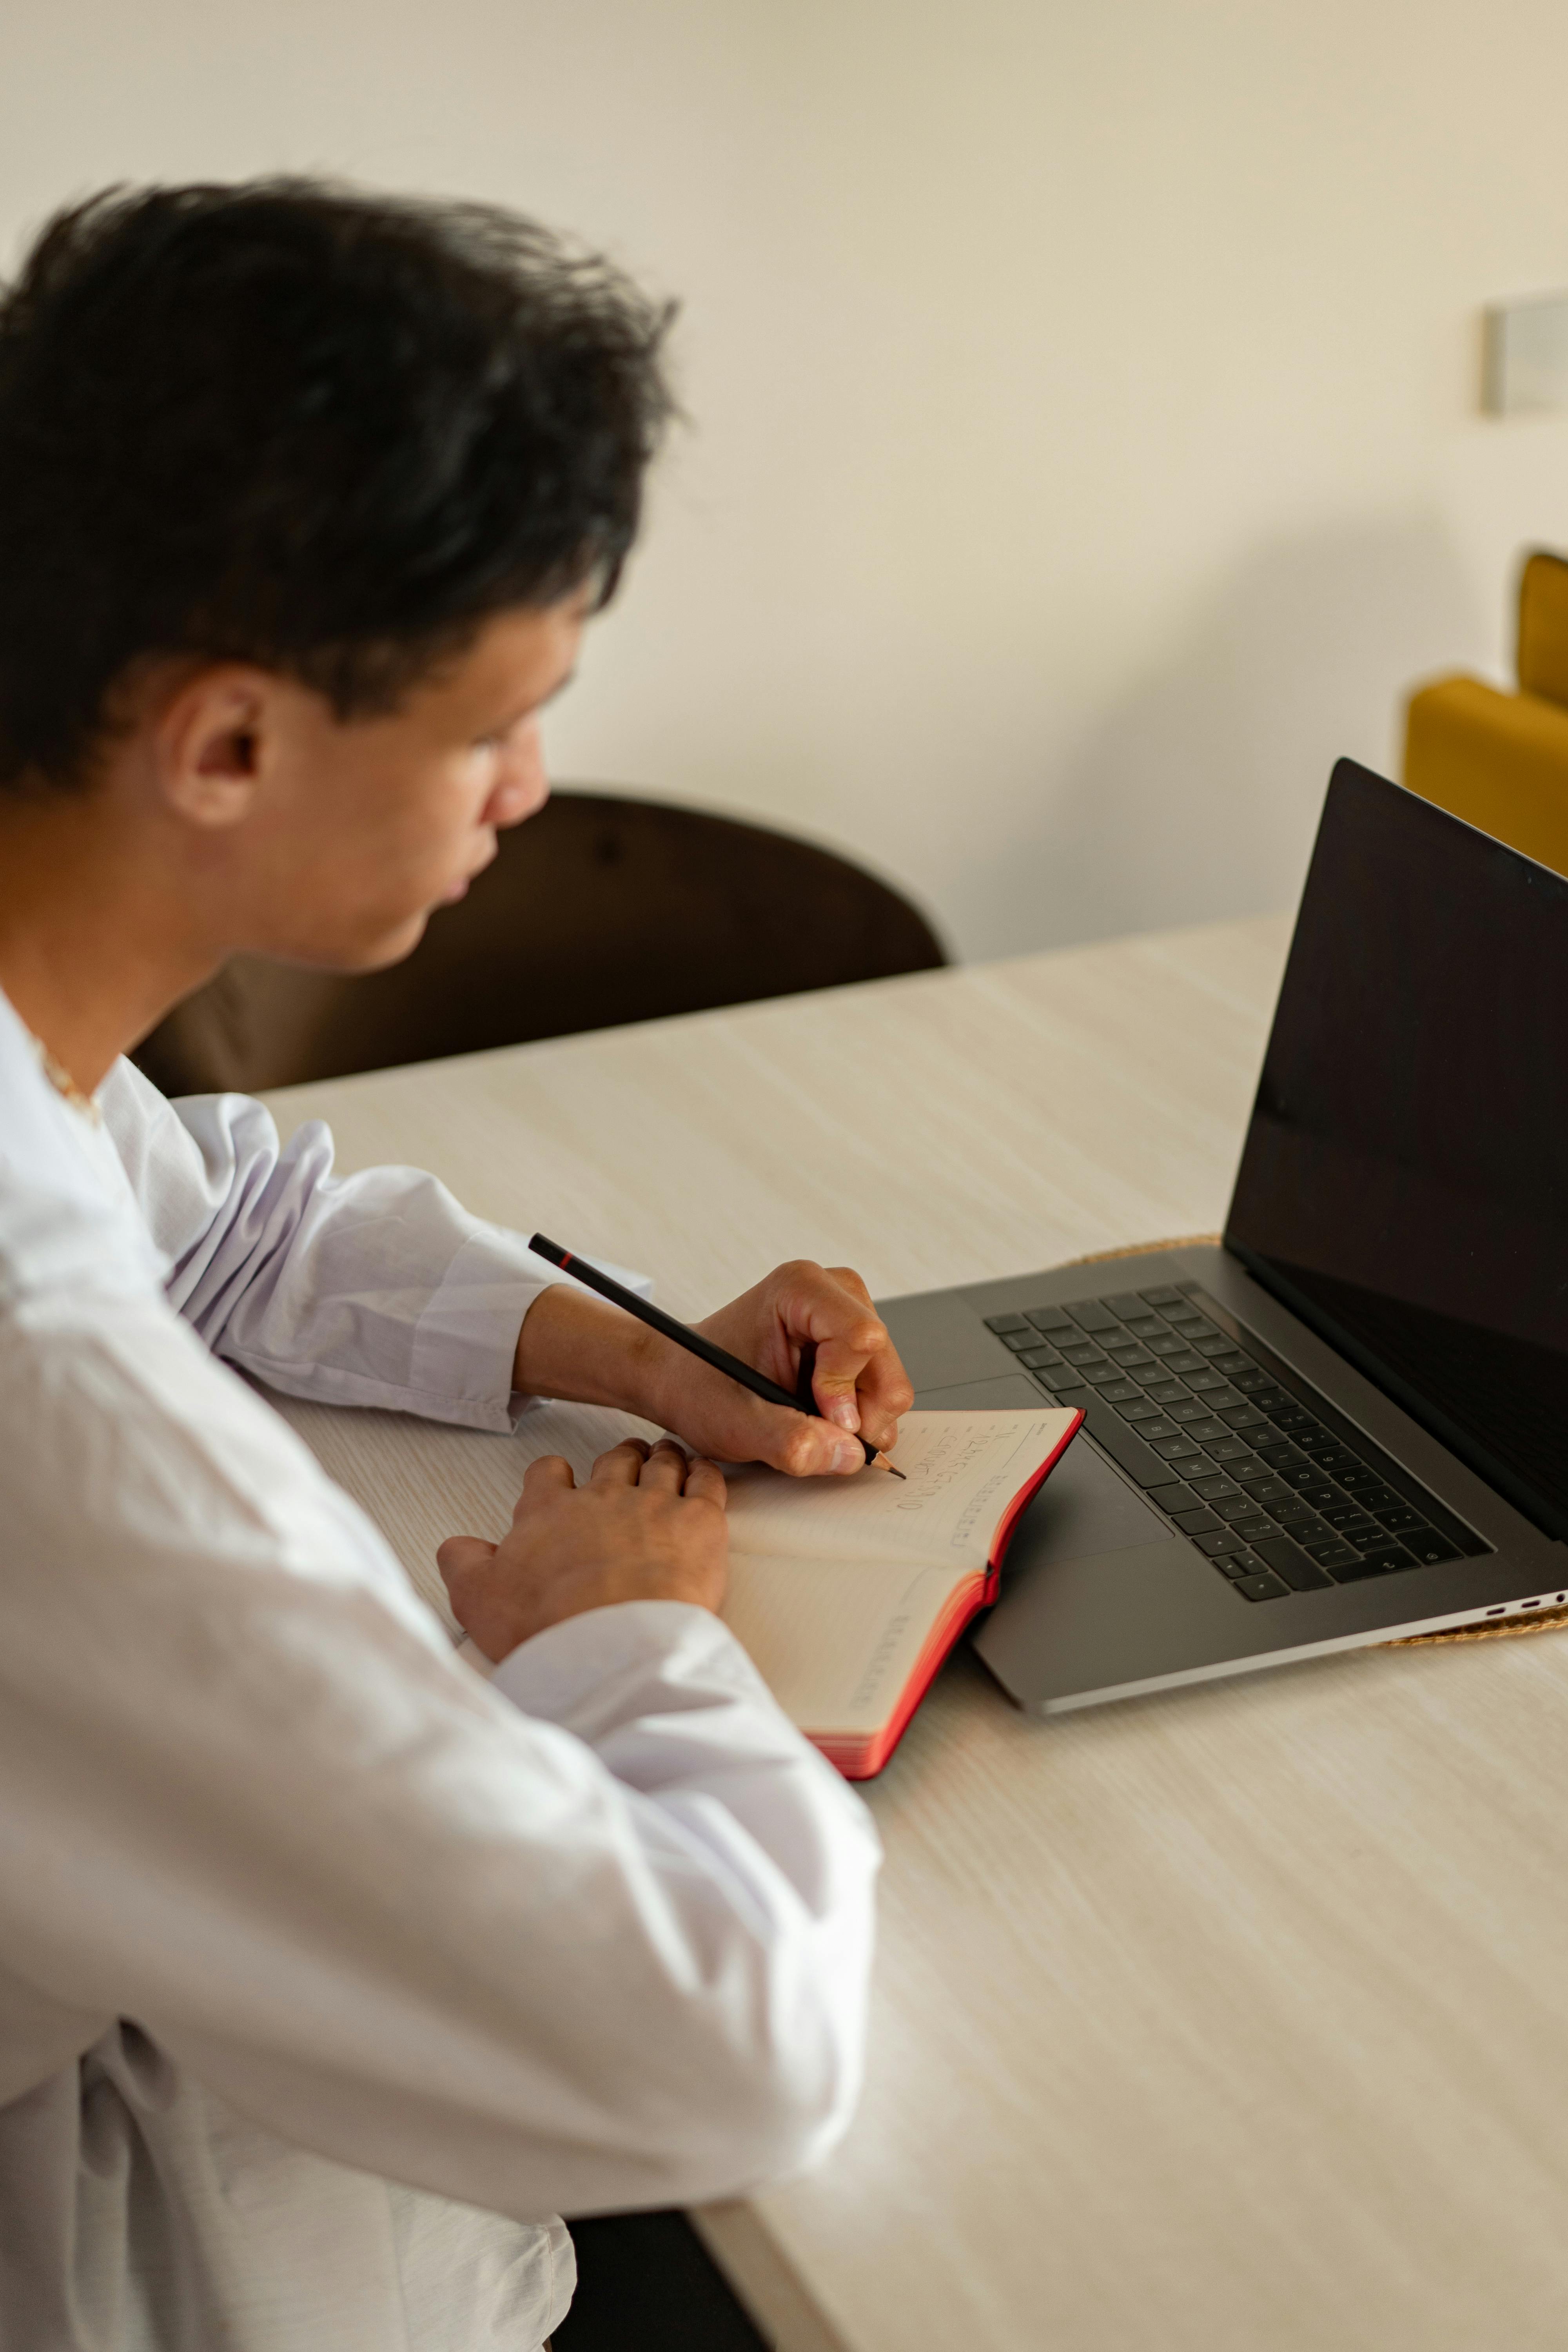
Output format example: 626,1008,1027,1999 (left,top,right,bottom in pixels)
721,1407,1082,1777
267,1389,1080,1782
